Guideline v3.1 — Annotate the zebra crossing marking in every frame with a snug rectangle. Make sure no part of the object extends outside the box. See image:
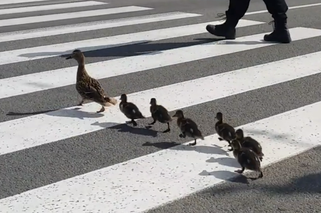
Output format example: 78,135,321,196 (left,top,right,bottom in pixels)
0,26,318,99
0,0,49,5
0,20,262,66
1,99,320,213
0,6,152,27
1,32,320,156
0,0,321,212
0,1,107,15
0,12,202,43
